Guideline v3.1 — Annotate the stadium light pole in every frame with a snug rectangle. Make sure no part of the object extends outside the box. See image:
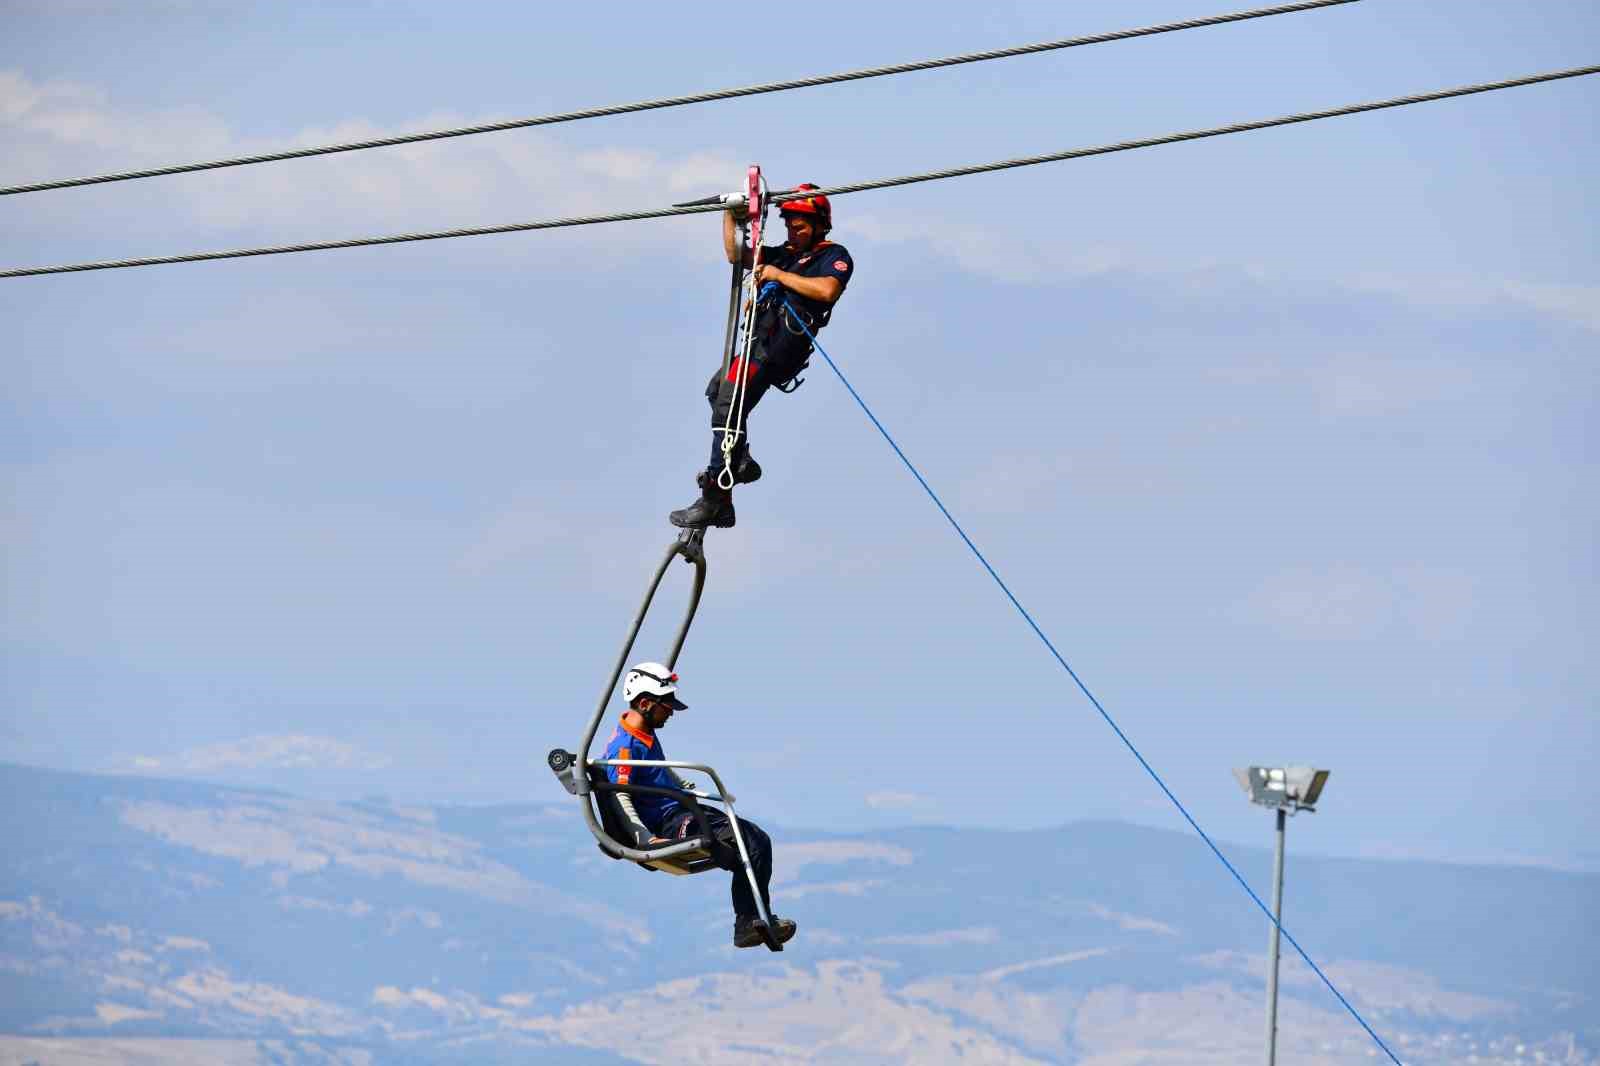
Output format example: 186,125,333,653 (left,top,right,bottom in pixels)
1232,765,1330,1066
